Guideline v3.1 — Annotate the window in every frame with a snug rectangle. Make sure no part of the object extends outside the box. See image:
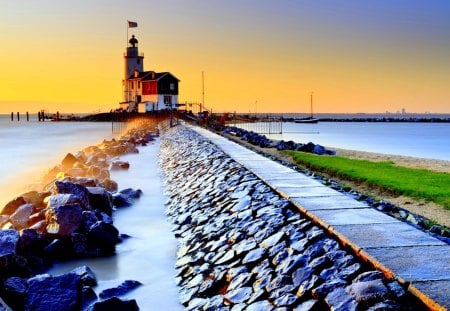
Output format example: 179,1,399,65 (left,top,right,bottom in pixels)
170,83,175,91
131,81,134,89
138,81,141,89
